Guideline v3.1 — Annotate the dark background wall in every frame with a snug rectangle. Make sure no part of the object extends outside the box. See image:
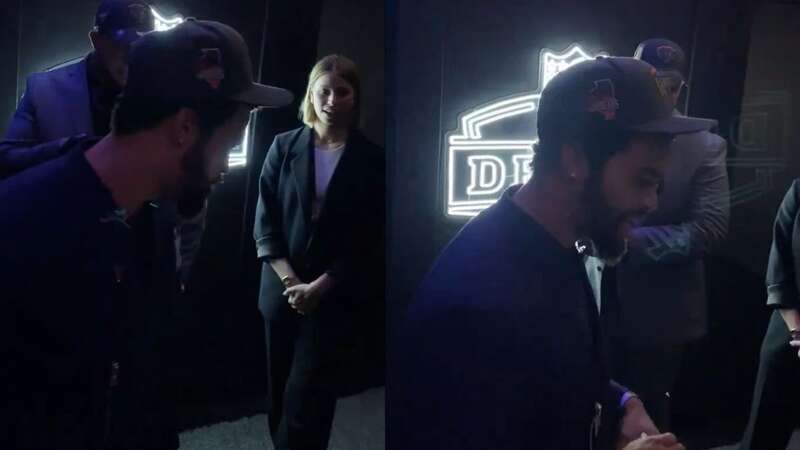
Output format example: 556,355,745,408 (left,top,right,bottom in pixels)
0,0,384,428
387,0,800,443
